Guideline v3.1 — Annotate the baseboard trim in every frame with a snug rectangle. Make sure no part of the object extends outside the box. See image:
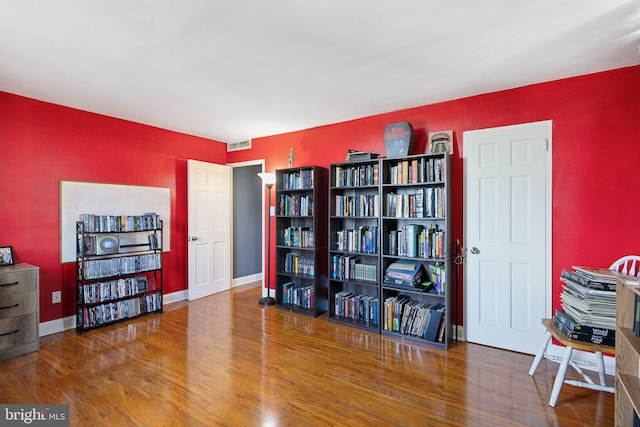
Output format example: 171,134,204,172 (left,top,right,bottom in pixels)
233,273,274,297
454,324,465,341
39,316,75,337
233,273,261,288
39,290,188,337
164,290,188,305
